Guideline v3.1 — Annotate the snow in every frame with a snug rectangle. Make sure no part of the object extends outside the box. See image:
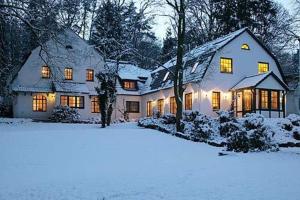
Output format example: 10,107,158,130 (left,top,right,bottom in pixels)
53,81,90,94
1,120,300,200
231,72,271,90
11,85,53,93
